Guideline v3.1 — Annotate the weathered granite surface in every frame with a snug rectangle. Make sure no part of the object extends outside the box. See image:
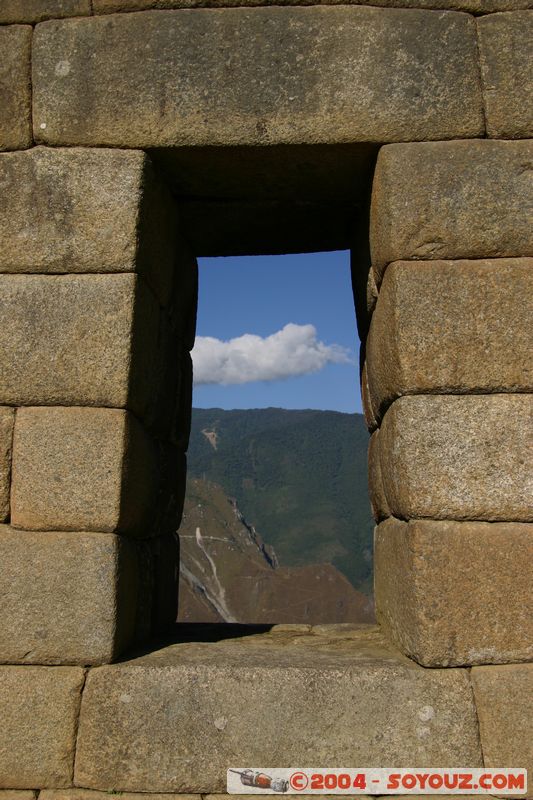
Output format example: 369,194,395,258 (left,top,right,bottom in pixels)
0,1,90,23
91,0,533,13
371,141,533,276
471,664,533,797
375,517,533,666
366,258,533,417
0,147,178,306
75,628,482,791
0,526,138,665
32,8,483,147
368,430,389,522
478,11,533,138
0,409,14,522
0,274,159,416
11,407,159,535
0,666,85,788
379,394,533,521
0,26,32,151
